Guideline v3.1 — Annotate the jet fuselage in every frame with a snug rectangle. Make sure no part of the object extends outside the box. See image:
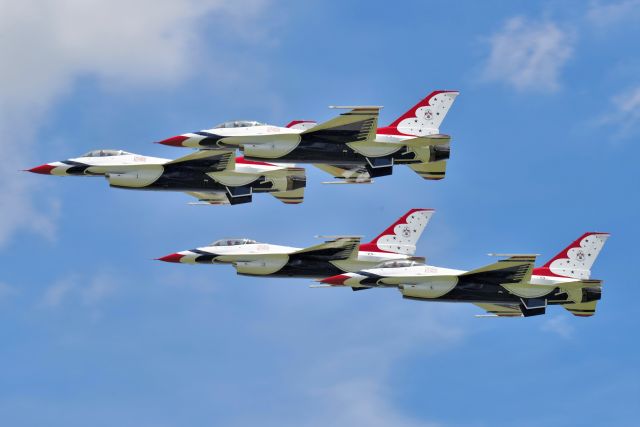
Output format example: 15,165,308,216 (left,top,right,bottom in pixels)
160,241,417,278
